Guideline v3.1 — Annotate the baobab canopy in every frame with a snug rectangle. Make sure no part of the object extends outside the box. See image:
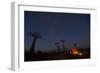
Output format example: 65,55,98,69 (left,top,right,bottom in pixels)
28,32,41,52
